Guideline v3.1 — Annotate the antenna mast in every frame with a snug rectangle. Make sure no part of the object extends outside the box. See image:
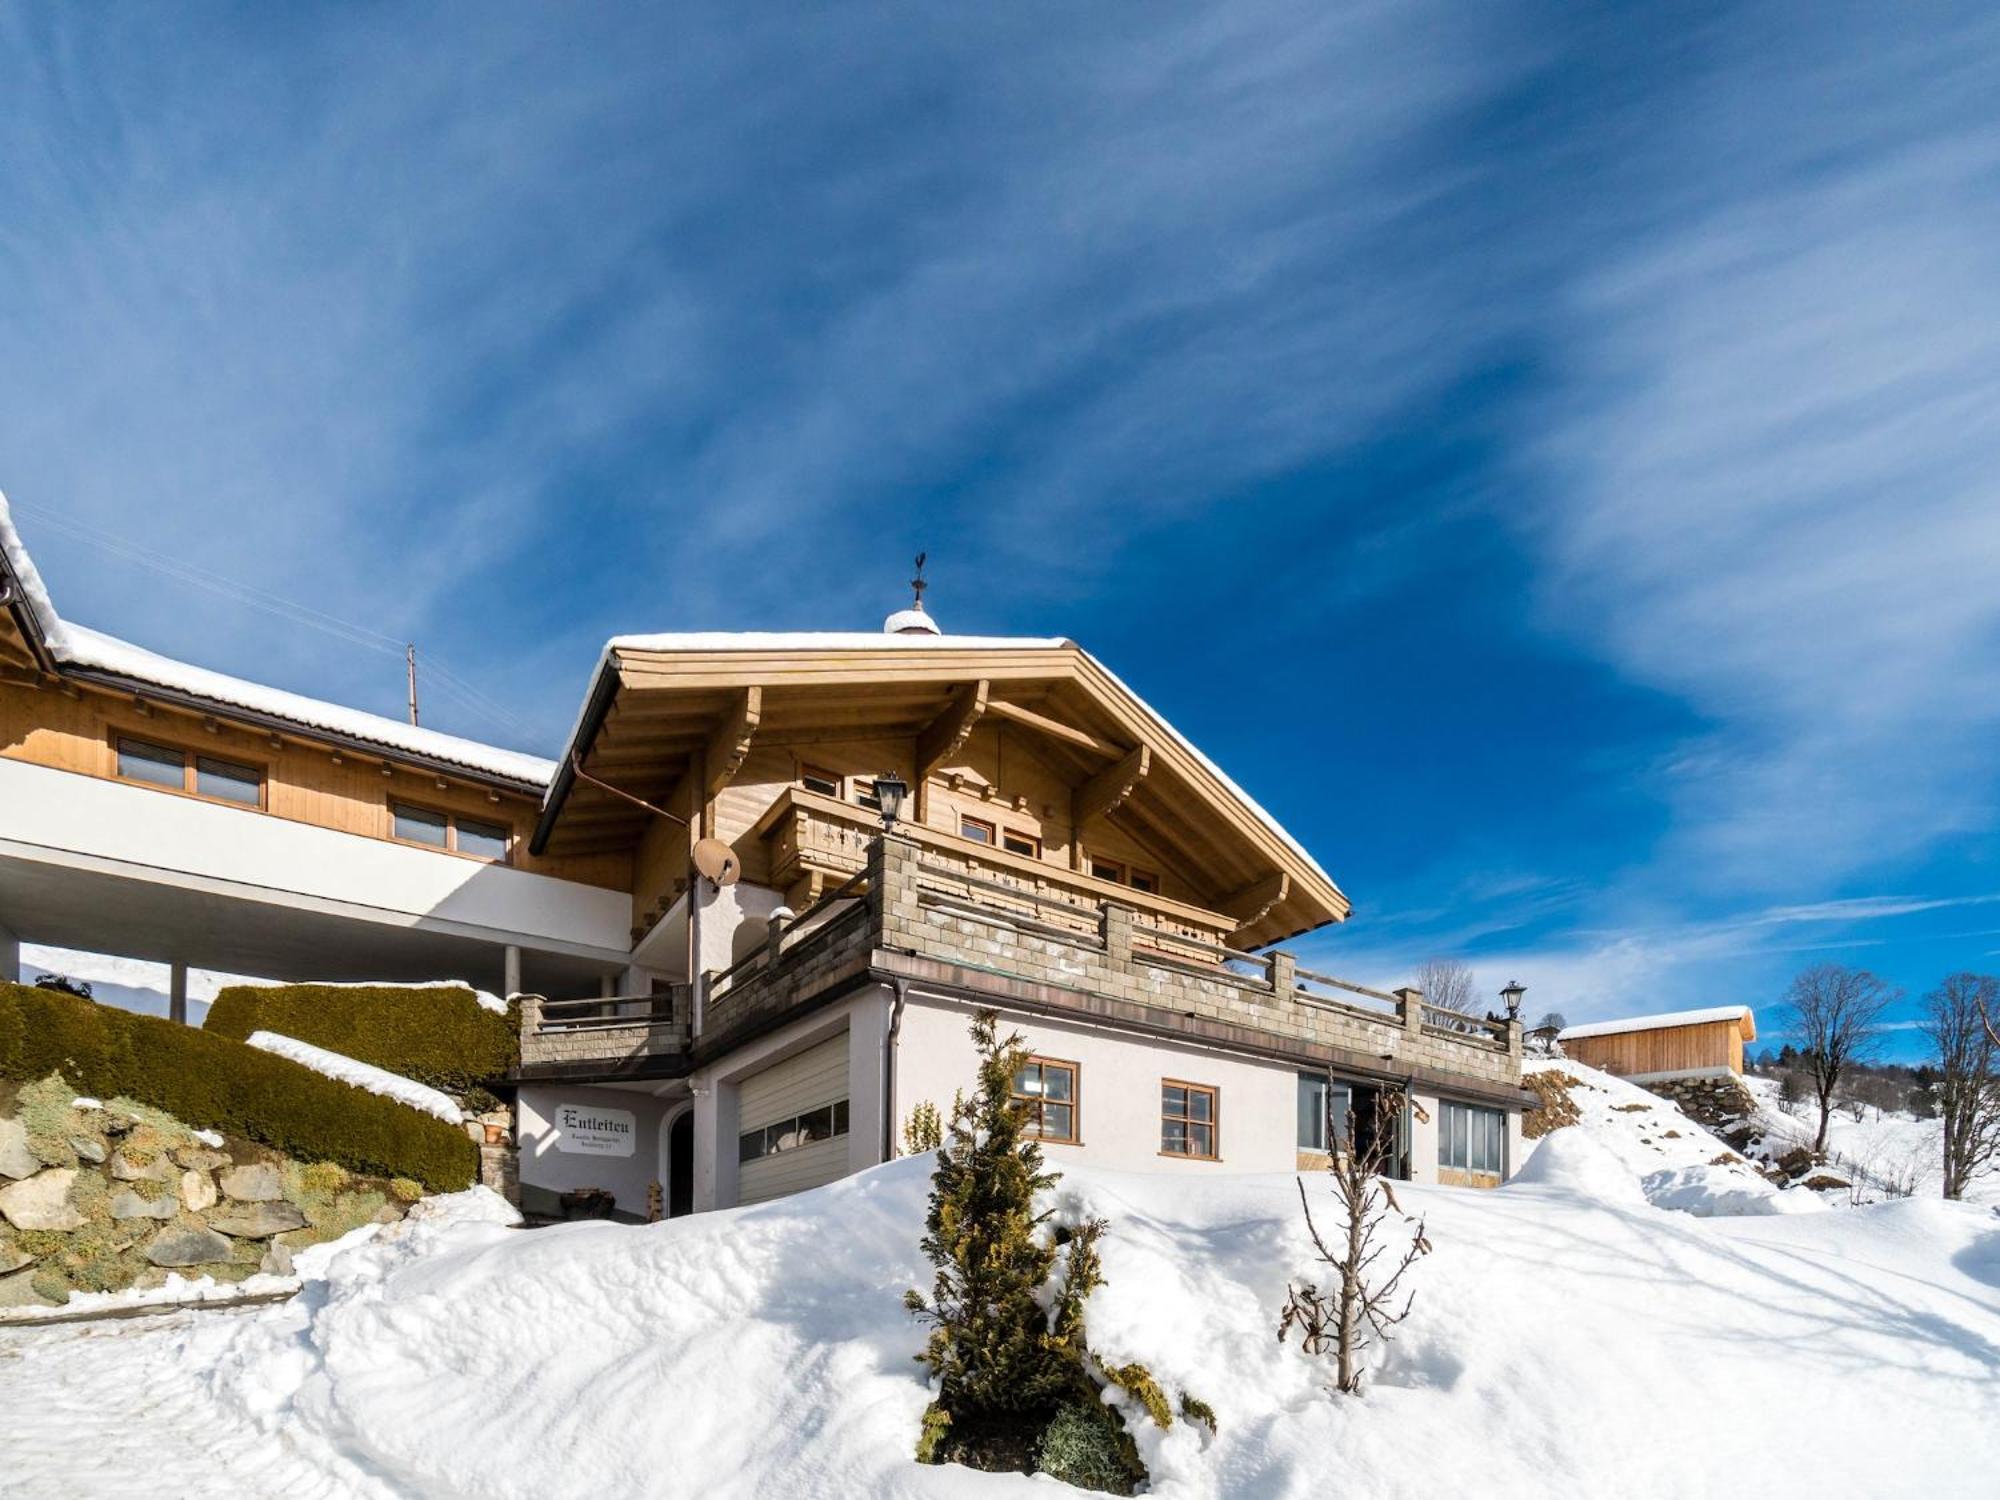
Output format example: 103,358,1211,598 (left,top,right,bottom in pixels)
406,644,420,727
